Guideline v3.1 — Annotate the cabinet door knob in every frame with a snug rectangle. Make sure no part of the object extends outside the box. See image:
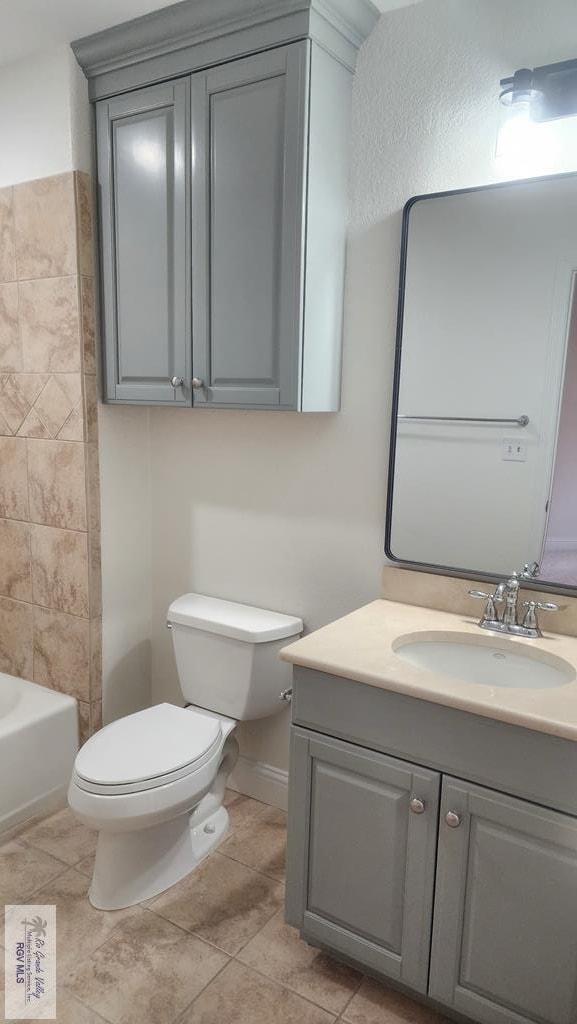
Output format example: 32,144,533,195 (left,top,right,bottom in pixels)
410,797,426,814
171,376,184,388
445,811,461,828
191,377,204,389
